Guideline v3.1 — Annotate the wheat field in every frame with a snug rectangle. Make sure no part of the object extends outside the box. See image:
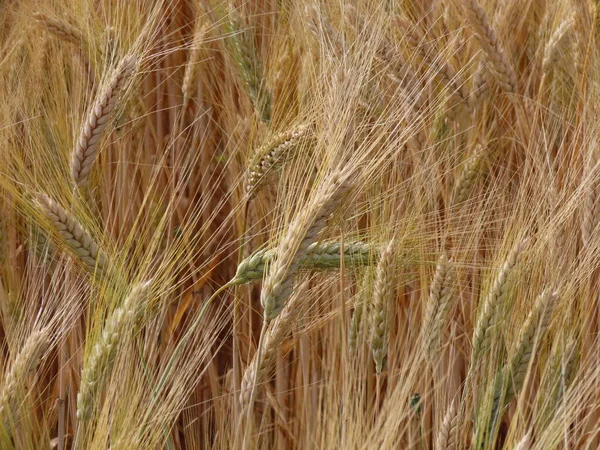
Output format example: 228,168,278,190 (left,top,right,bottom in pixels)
0,0,597,448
